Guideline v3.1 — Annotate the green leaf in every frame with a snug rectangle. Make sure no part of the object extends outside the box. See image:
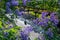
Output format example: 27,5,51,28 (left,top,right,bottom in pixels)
0,21,2,28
